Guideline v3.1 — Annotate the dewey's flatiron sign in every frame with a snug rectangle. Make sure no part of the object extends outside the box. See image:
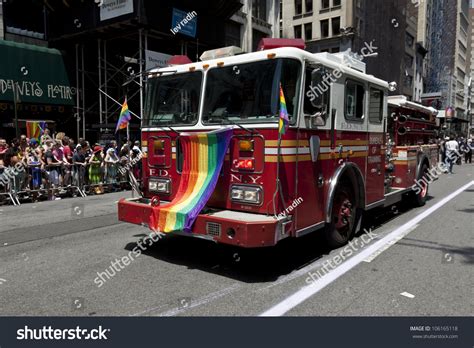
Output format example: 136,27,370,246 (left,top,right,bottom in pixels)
0,39,74,105
0,79,76,105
